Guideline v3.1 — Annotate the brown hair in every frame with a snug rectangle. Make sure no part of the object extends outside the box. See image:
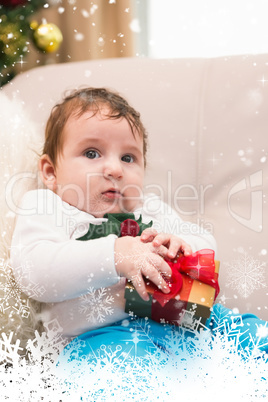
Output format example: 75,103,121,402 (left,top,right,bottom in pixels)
43,87,148,167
